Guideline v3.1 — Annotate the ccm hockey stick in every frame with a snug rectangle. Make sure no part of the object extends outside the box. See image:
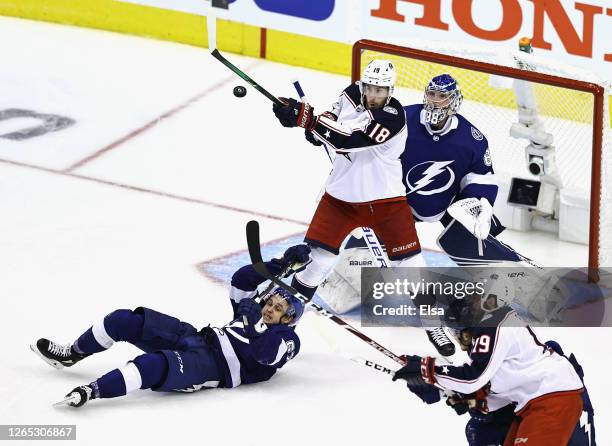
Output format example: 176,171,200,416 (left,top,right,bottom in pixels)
246,220,406,365
207,7,283,106
290,80,389,266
